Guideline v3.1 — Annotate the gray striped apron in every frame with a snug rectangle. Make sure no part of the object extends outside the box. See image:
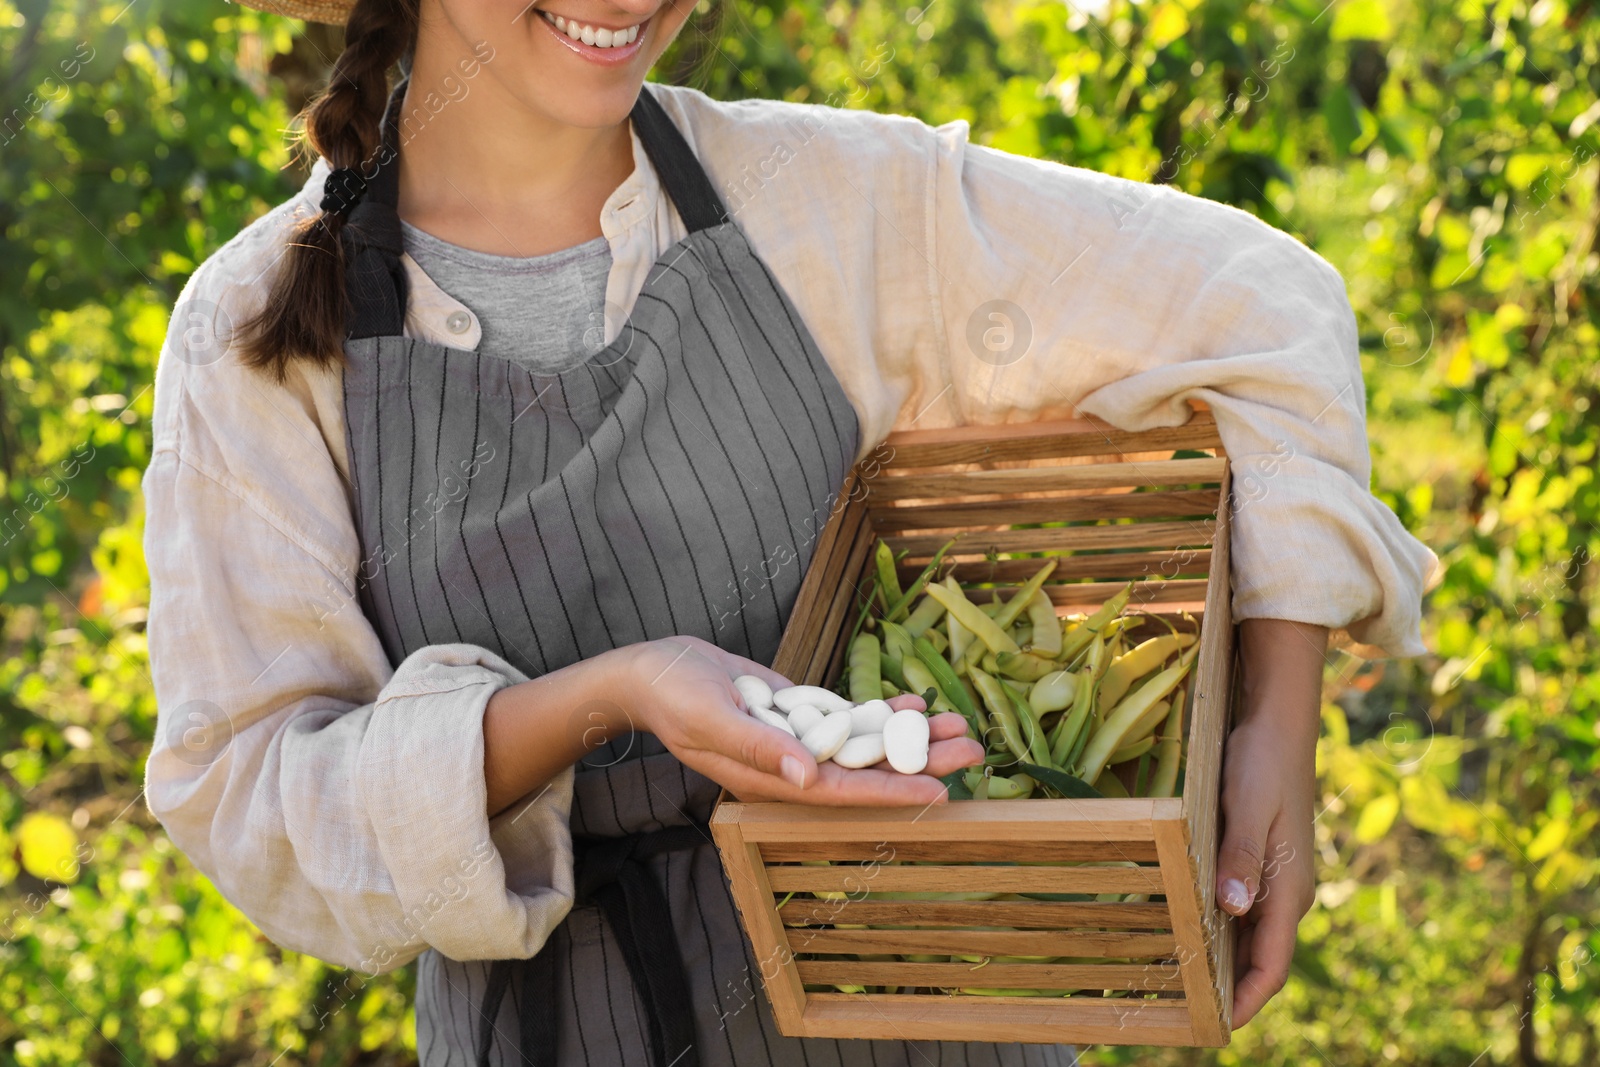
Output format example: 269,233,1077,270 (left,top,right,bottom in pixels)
338,81,1076,1067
